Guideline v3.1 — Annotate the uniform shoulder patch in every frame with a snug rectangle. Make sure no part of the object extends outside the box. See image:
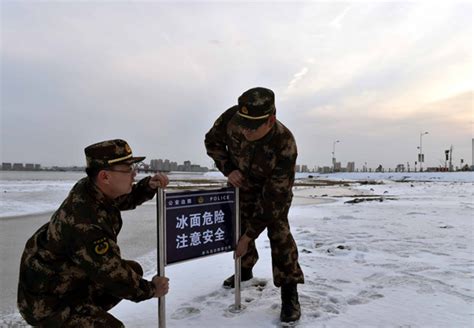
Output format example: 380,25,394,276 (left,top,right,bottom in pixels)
93,237,109,255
